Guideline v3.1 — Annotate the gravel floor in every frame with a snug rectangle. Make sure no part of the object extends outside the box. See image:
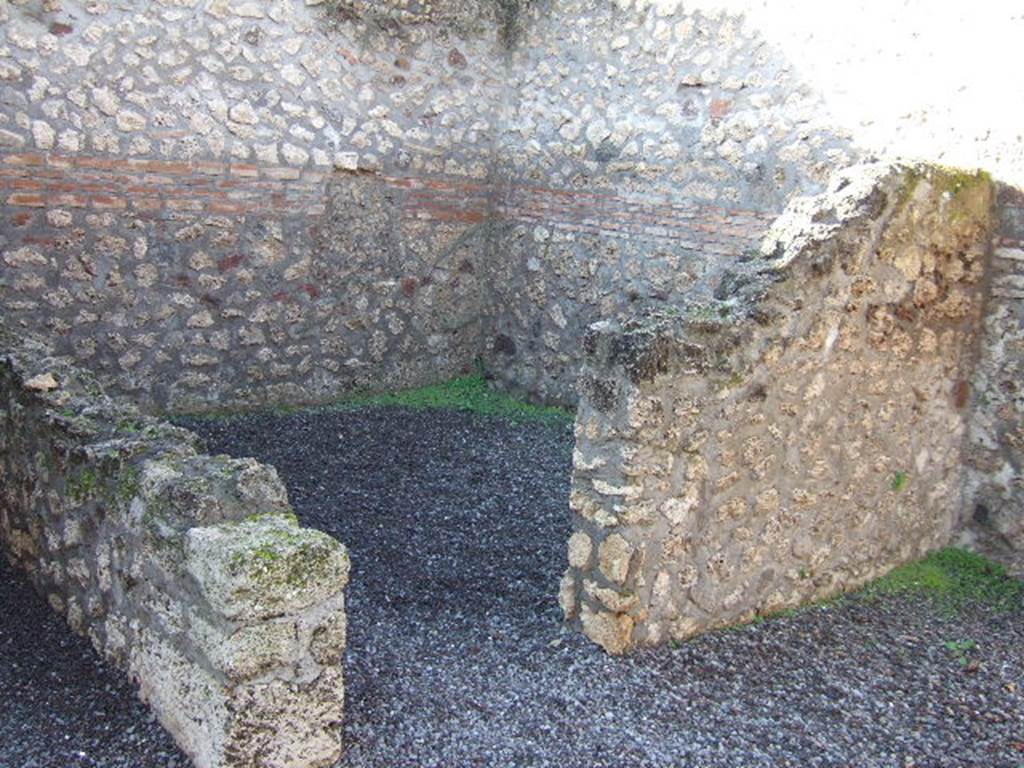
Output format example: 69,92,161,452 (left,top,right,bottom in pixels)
0,555,190,768
3,406,1023,768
